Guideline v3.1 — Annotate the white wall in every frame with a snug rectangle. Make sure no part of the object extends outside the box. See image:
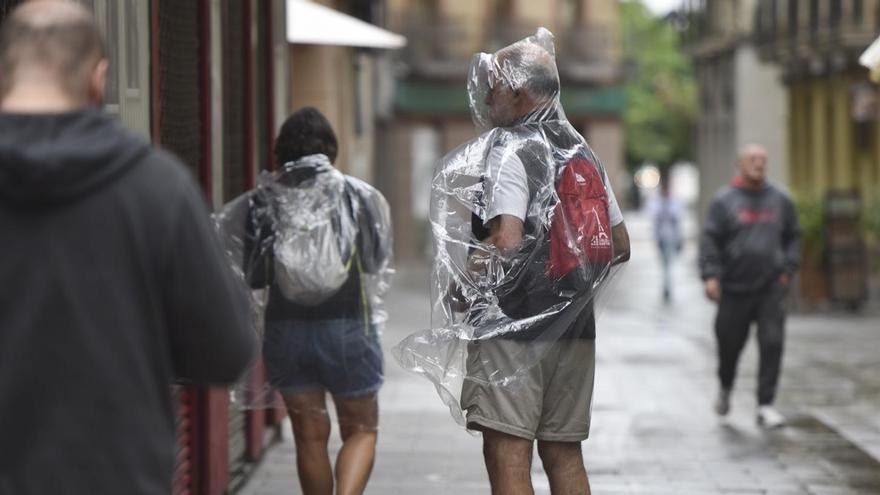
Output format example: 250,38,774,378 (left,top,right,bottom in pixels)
734,45,789,187
695,54,737,220
584,120,627,206
410,125,441,221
